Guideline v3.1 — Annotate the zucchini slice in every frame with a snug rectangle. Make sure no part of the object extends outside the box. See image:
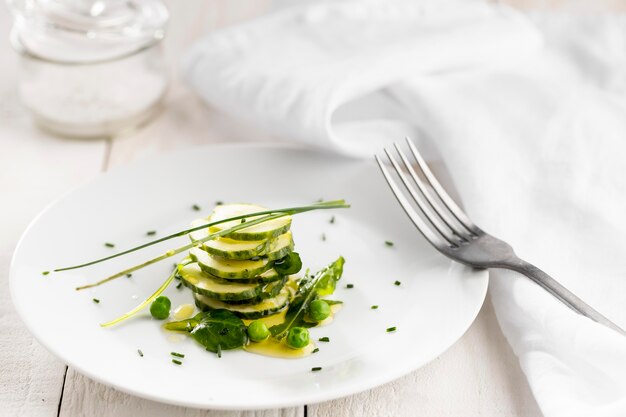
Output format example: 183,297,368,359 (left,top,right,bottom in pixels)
190,219,294,261
194,286,291,319
190,247,273,279
221,267,283,284
208,203,292,241
179,263,285,302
